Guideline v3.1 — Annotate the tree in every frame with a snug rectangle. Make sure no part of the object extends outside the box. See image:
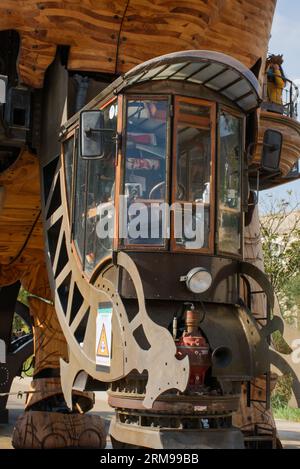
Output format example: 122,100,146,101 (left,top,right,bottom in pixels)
260,192,300,327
